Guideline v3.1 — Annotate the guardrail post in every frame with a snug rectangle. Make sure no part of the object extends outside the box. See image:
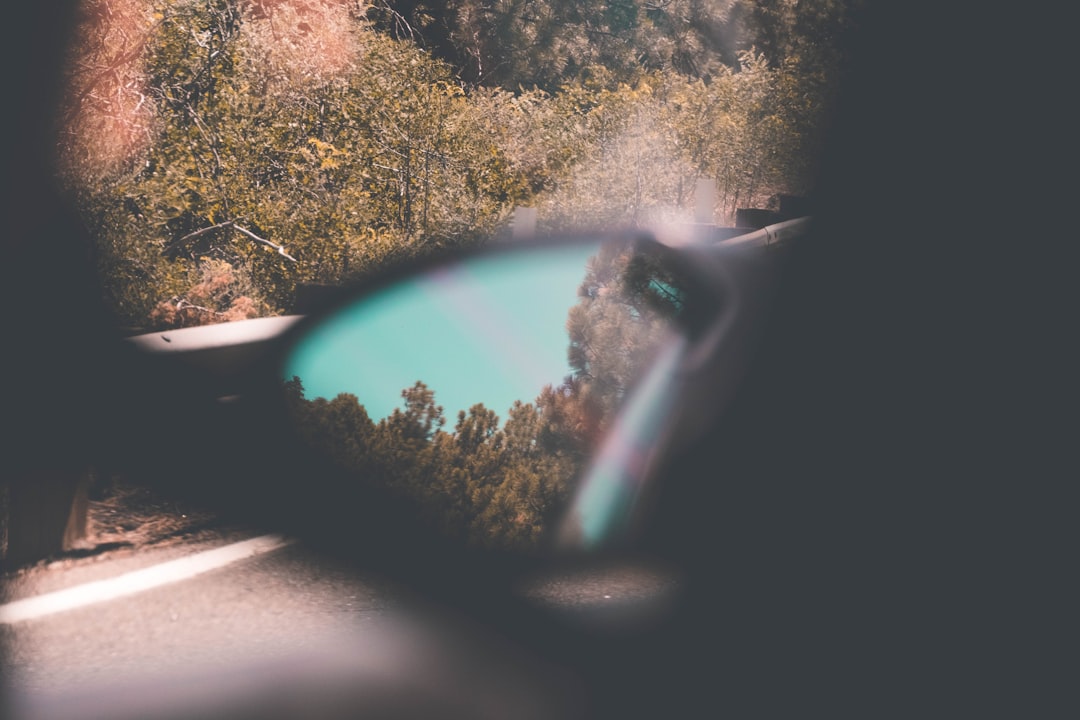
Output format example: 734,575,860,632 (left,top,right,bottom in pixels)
695,179,716,225
512,206,537,240
2,468,90,569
